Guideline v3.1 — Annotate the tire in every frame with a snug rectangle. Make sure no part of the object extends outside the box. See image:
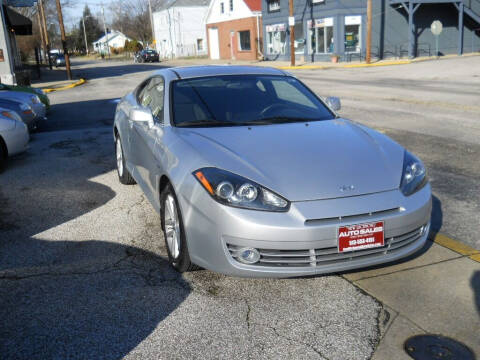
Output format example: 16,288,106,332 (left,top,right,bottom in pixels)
0,137,6,173
115,136,136,185
160,183,198,272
